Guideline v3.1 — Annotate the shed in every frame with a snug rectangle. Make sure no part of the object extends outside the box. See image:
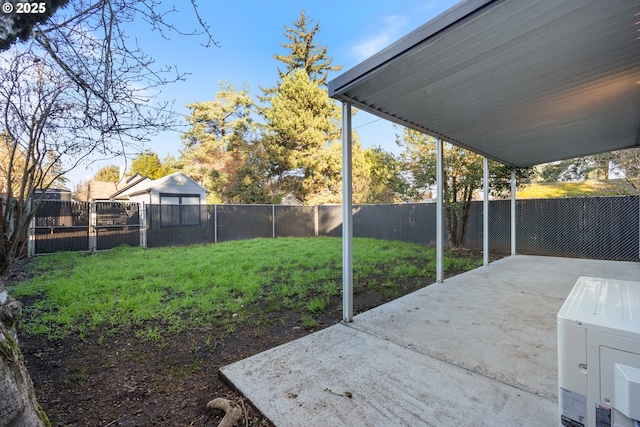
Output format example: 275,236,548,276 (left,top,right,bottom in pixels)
110,172,206,205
